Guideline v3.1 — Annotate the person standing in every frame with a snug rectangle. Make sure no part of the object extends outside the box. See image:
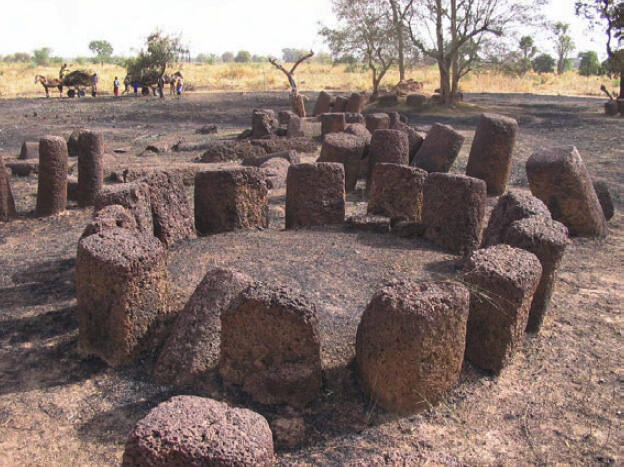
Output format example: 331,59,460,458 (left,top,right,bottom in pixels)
113,77,120,97
157,76,164,98
91,73,99,97
133,80,139,95
176,77,183,98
